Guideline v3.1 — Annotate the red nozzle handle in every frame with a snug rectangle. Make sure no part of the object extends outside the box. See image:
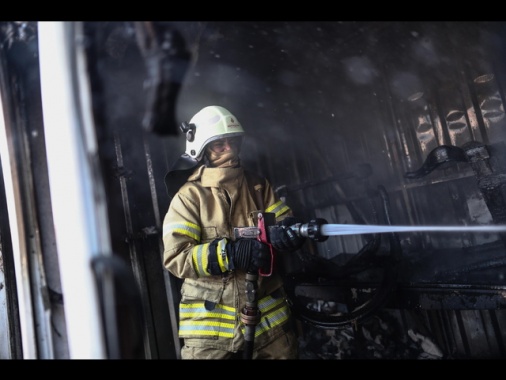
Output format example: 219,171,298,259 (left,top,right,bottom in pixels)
257,213,274,277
